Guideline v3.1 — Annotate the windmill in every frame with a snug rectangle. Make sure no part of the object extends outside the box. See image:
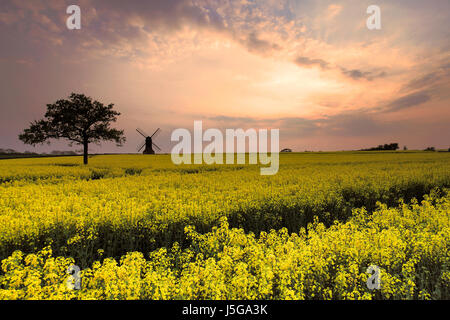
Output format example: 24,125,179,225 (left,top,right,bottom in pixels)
137,128,161,154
